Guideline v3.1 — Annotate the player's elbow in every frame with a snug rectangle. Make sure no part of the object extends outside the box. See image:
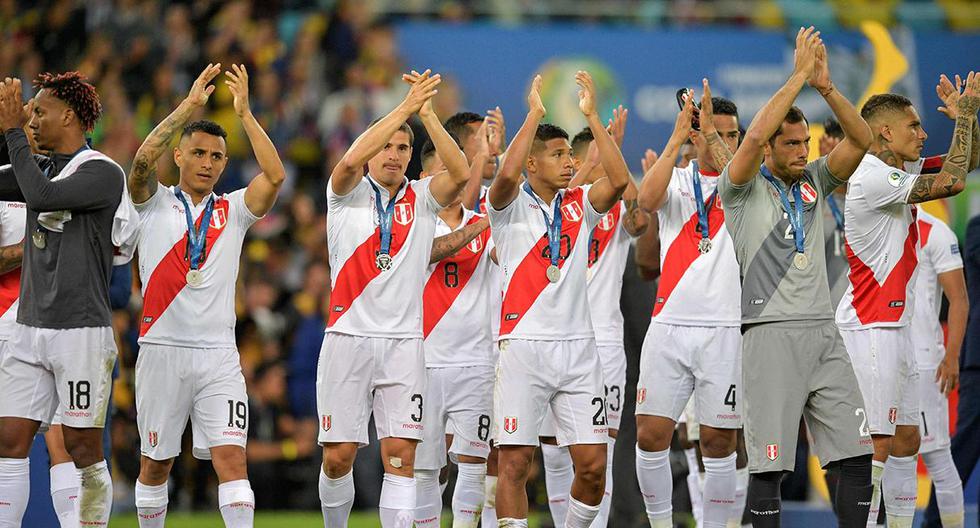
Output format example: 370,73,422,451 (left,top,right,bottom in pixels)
742,128,769,150
948,178,967,197
846,123,873,151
